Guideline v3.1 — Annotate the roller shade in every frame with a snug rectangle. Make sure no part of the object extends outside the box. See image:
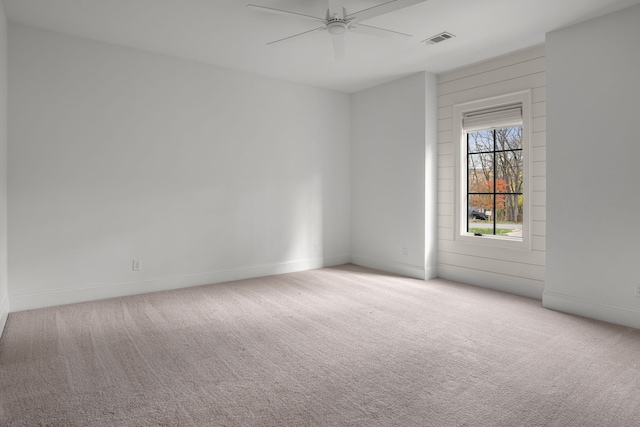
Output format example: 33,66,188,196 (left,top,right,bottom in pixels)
463,104,522,132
